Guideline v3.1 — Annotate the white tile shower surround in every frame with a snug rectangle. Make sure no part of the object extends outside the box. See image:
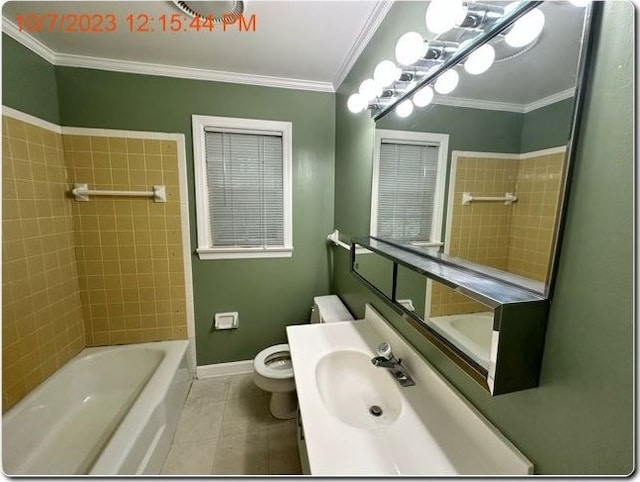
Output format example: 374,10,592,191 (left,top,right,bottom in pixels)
161,374,302,475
